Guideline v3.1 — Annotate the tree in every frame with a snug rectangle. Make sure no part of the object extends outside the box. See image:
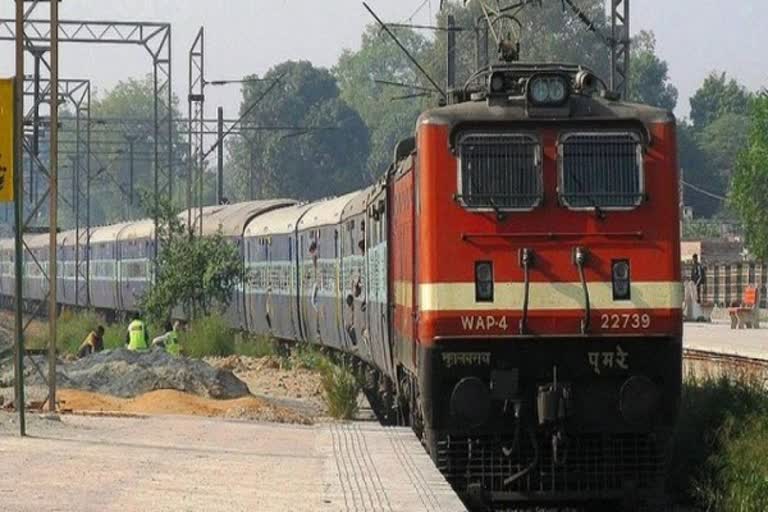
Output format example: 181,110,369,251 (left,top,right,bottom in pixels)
139,195,245,322
678,73,753,220
627,31,678,111
227,61,369,201
335,25,430,179
697,113,750,178
729,93,768,259
678,121,726,219
690,72,752,130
